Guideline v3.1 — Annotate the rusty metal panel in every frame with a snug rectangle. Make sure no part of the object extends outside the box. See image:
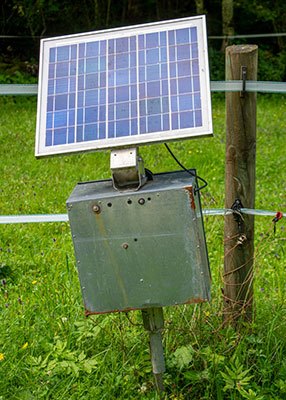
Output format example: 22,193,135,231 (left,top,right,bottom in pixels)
67,171,210,314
